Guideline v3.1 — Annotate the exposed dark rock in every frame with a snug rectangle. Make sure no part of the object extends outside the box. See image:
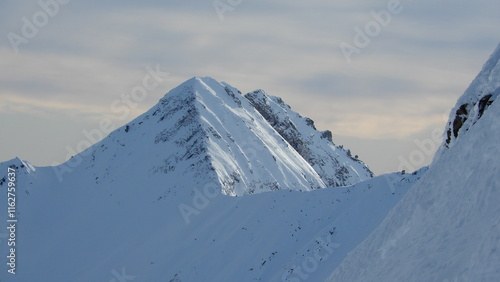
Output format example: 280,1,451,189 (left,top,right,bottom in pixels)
321,130,333,142
305,118,316,129
446,128,452,146
245,90,373,186
446,94,494,146
224,86,242,107
478,94,493,118
452,104,469,138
